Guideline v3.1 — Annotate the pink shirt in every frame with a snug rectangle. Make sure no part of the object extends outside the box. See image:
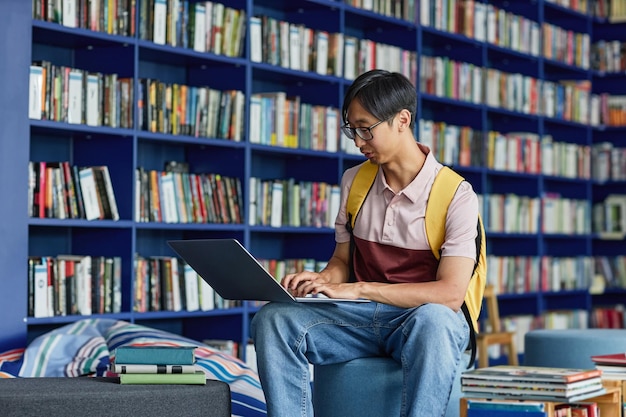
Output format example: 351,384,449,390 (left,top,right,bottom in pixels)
335,144,478,283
